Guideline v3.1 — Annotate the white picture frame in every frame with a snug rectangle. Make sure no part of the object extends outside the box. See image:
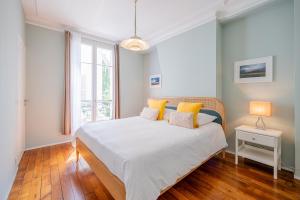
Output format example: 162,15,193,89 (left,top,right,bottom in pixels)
149,74,161,88
234,56,273,83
